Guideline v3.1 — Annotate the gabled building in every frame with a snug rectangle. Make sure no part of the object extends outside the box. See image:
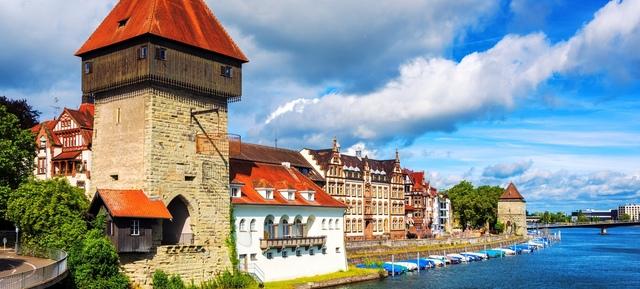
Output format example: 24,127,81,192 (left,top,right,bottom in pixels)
230,142,347,282
32,103,95,195
301,138,406,241
497,182,526,235
403,170,430,238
